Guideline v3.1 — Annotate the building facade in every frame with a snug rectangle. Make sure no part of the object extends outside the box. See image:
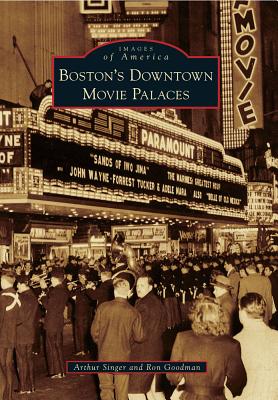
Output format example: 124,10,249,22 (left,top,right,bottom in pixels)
0,1,86,107
1,0,277,259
